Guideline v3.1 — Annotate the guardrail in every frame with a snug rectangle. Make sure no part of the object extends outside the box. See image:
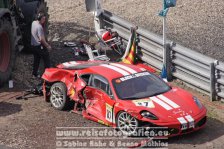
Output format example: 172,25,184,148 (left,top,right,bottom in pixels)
95,10,224,101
